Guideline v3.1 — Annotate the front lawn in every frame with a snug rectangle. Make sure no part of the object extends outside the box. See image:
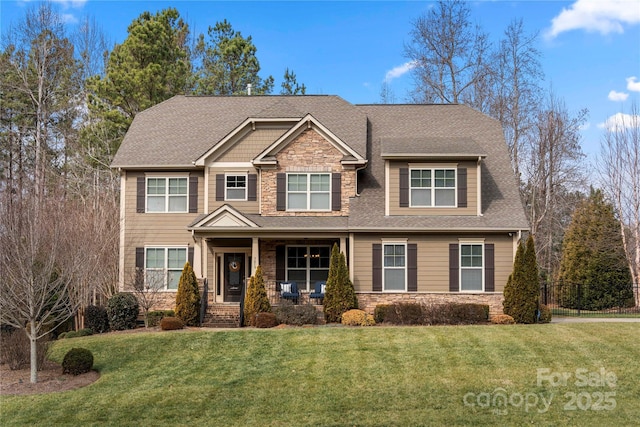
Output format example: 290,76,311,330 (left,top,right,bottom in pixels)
1,323,638,426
